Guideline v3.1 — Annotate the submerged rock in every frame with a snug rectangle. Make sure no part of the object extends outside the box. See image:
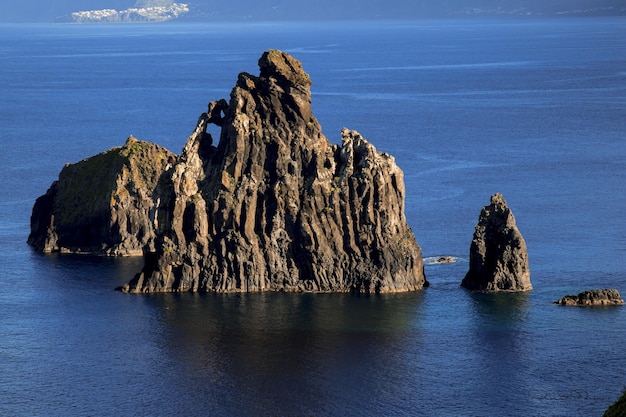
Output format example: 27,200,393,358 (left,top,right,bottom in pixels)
434,256,456,264
29,50,426,293
28,136,175,256
461,193,531,292
554,289,624,306
425,256,457,265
